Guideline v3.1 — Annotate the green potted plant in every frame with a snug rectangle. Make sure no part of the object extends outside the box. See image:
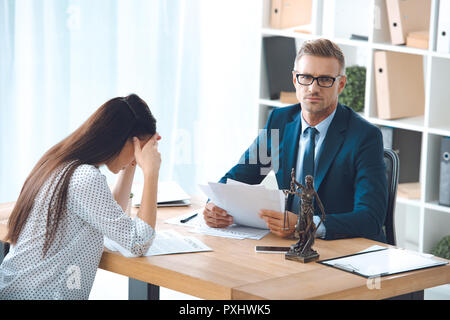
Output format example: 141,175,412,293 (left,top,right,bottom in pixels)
431,235,450,259
339,65,366,113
